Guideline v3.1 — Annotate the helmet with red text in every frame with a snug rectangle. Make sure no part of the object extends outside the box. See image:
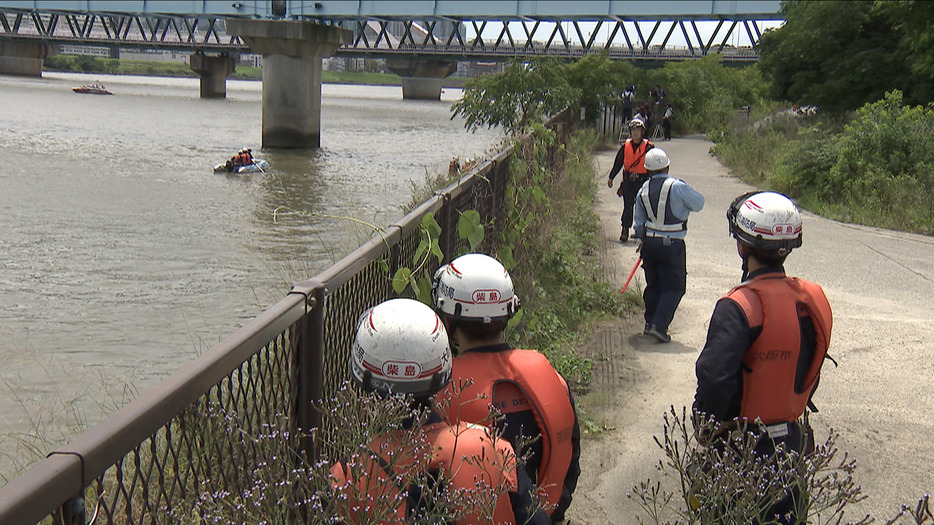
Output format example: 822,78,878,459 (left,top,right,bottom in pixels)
351,298,452,397
728,191,803,255
431,253,520,324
